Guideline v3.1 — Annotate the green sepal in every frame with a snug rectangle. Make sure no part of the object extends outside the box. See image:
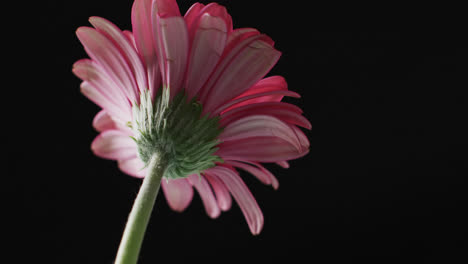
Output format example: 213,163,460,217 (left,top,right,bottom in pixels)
131,89,223,179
